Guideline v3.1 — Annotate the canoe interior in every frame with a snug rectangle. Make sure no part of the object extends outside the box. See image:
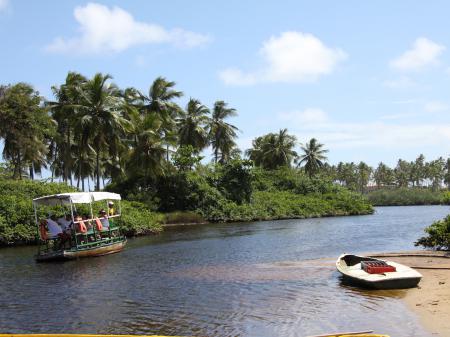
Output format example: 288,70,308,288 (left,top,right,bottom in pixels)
340,254,380,267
